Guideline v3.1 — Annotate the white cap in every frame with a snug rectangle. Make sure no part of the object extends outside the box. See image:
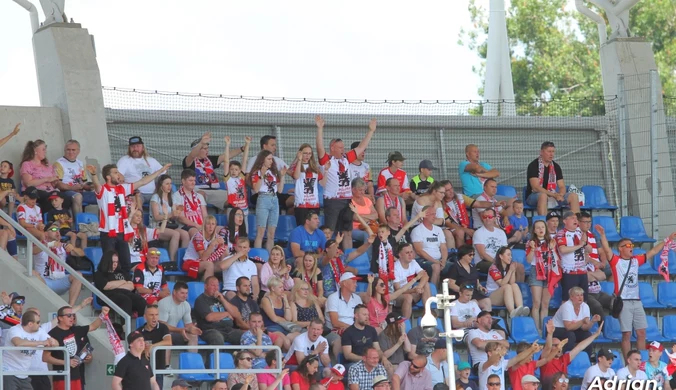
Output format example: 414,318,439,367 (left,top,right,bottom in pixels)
339,272,359,283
